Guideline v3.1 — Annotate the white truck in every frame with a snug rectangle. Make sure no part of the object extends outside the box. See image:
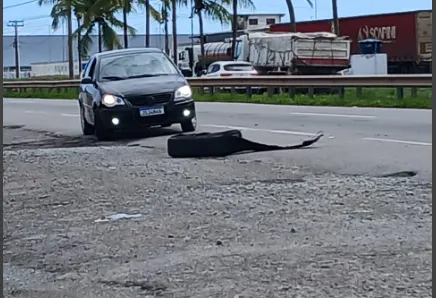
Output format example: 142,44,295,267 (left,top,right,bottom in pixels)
175,31,352,76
